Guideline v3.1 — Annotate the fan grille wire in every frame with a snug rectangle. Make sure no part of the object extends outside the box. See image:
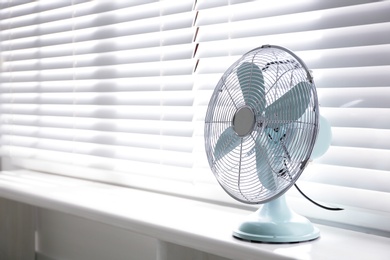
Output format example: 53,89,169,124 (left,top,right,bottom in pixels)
205,46,318,204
